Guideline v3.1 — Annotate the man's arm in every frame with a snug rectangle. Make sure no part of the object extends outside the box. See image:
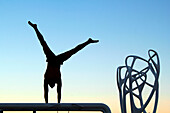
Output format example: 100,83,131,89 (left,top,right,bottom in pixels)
44,79,49,103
